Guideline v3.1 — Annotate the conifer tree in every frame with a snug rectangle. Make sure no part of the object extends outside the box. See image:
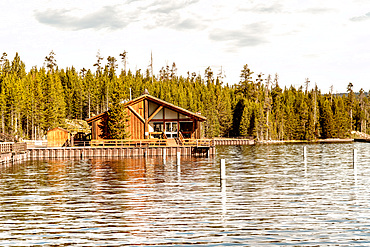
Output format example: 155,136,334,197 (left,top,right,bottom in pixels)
321,99,334,139
0,51,369,141
107,101,130,139
218,88,233,137
239,99,251,137
333,96,350,138
238,64,254,96
271,82,284,140
346,82,355,132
